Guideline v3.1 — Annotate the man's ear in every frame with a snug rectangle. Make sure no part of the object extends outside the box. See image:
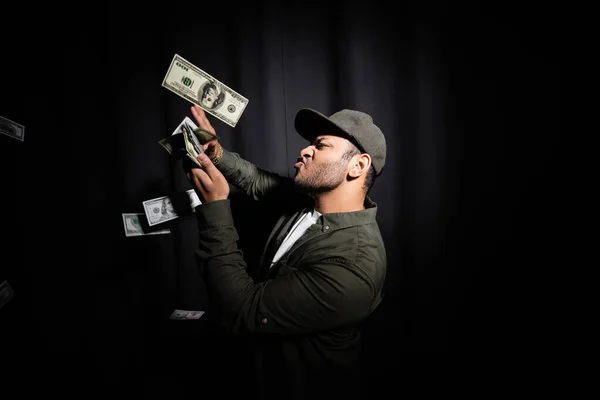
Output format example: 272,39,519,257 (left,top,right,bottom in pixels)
348,154,371,178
